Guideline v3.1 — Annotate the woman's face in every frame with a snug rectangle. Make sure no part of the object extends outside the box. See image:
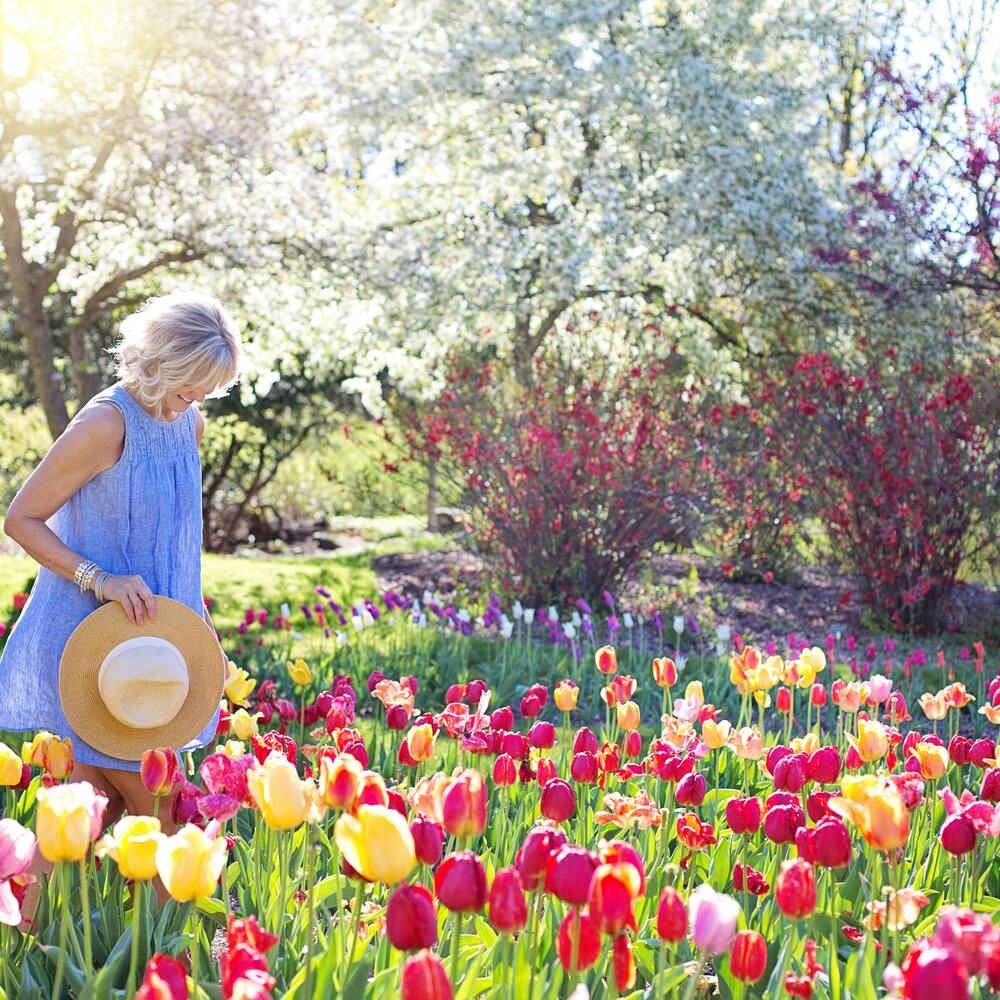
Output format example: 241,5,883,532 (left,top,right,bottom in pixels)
162,381,217,418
